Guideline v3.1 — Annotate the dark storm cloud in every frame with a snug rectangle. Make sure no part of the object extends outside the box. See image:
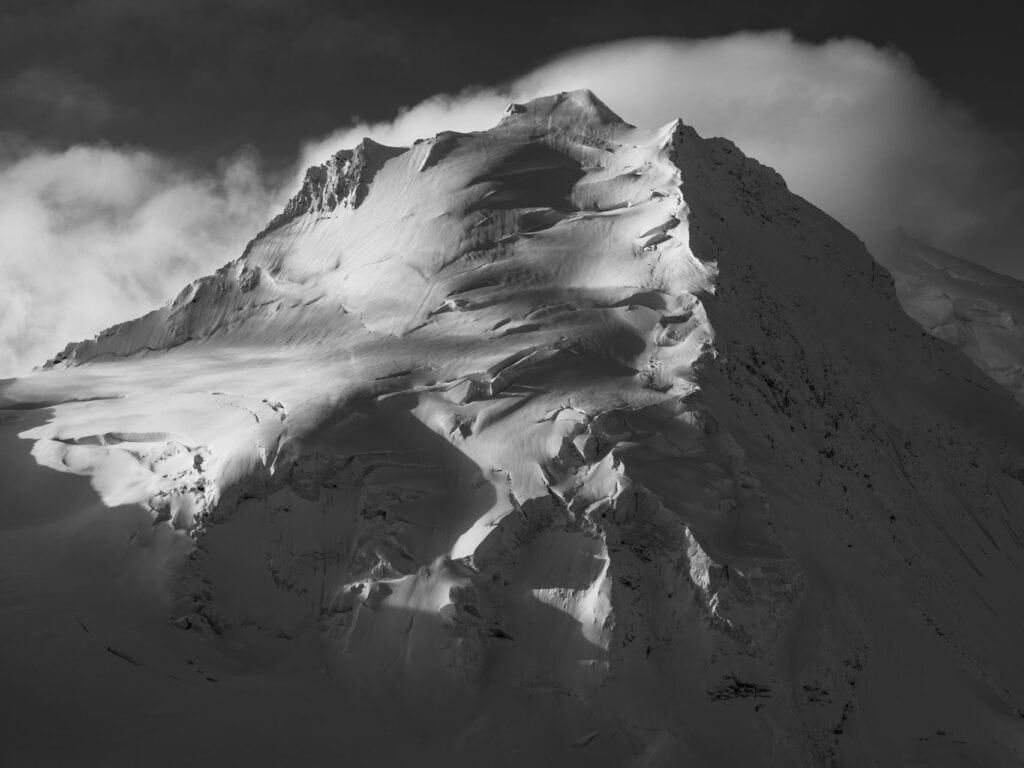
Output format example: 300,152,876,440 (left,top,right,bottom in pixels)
0,0,415,163
3,0,1022,166
0,68,116,136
